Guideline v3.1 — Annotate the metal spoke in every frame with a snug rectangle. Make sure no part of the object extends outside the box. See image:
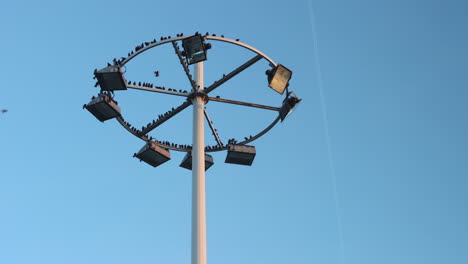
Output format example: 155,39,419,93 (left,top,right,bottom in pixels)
138,100,192,136
172,41,197,91
203,54,263,94
203,108,223,148
208,96,280,111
